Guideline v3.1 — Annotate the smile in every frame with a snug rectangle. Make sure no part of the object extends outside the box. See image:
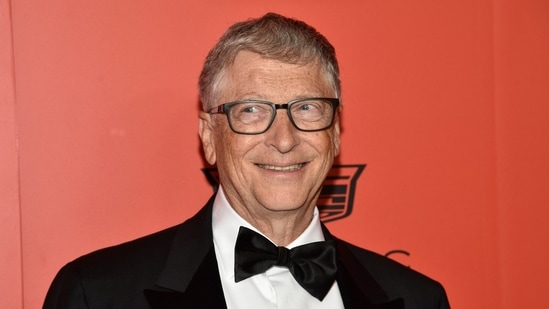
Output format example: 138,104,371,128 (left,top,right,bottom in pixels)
256,163,304,171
